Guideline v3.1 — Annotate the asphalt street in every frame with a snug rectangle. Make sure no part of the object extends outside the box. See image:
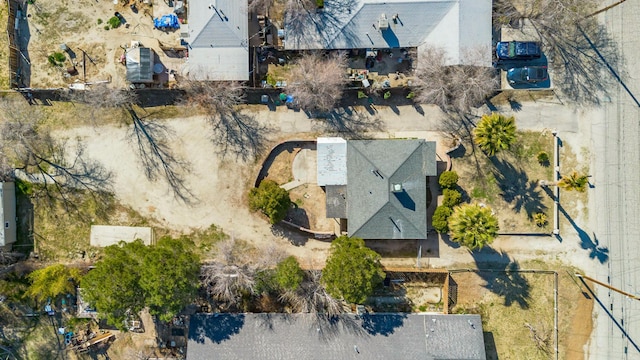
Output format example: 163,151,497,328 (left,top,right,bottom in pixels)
590,1,640,359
